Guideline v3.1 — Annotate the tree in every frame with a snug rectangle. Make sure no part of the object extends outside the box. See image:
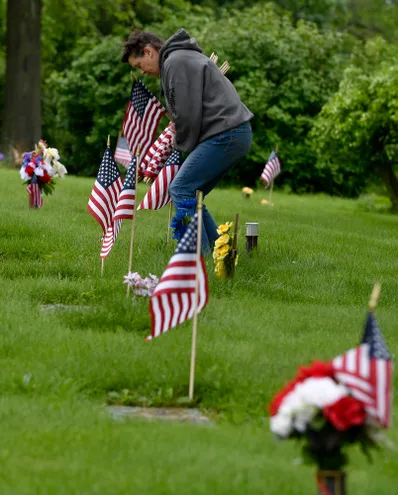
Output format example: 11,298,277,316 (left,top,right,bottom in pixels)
1,0,42,156
187,4,349,190
311,38,398,211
